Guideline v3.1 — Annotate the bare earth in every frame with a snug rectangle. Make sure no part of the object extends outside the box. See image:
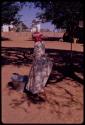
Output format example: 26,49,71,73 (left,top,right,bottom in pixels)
1,32,84,124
